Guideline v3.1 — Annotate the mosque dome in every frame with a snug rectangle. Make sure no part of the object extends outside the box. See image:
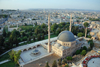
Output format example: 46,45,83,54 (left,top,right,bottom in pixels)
57,31,76,42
